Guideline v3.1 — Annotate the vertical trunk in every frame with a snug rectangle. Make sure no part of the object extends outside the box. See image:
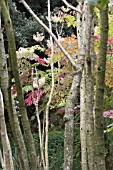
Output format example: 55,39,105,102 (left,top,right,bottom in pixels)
63,1,87,169
44,1,54,169
64,71,83,170
77,1,94,170
80,7,95,170
0,0,38,169
85,6,94,170
0,89,14,170
80,70,88,170
0,9,13,169
94,5,108,170
78,2,87,169
0,149,4,168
